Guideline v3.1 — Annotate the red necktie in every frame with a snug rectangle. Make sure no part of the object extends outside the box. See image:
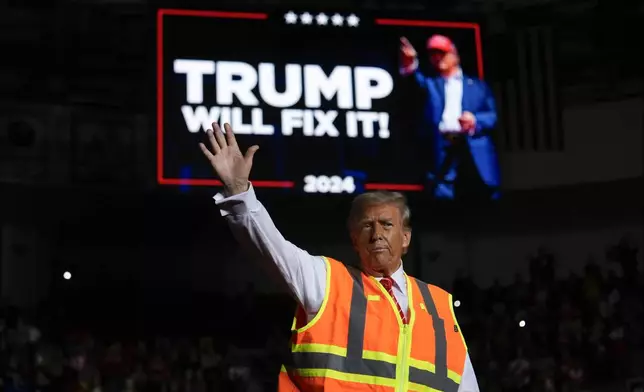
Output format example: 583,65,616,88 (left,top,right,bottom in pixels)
380,277,408,324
